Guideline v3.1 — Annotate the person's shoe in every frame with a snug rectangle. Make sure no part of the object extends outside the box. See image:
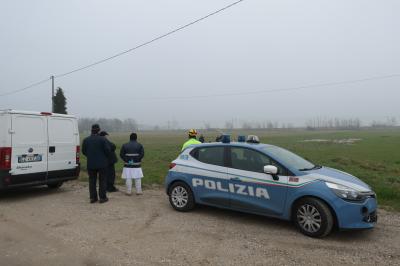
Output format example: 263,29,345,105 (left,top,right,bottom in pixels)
99,198,109,204
107,187,118,192
125,192,132,196
136,191,143,195
90,198,98,204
